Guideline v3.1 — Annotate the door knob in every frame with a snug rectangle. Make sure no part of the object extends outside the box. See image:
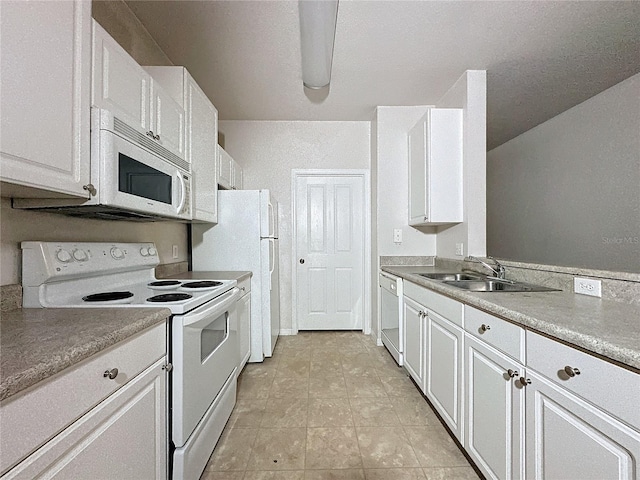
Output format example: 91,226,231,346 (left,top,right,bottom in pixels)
299,259,305,264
